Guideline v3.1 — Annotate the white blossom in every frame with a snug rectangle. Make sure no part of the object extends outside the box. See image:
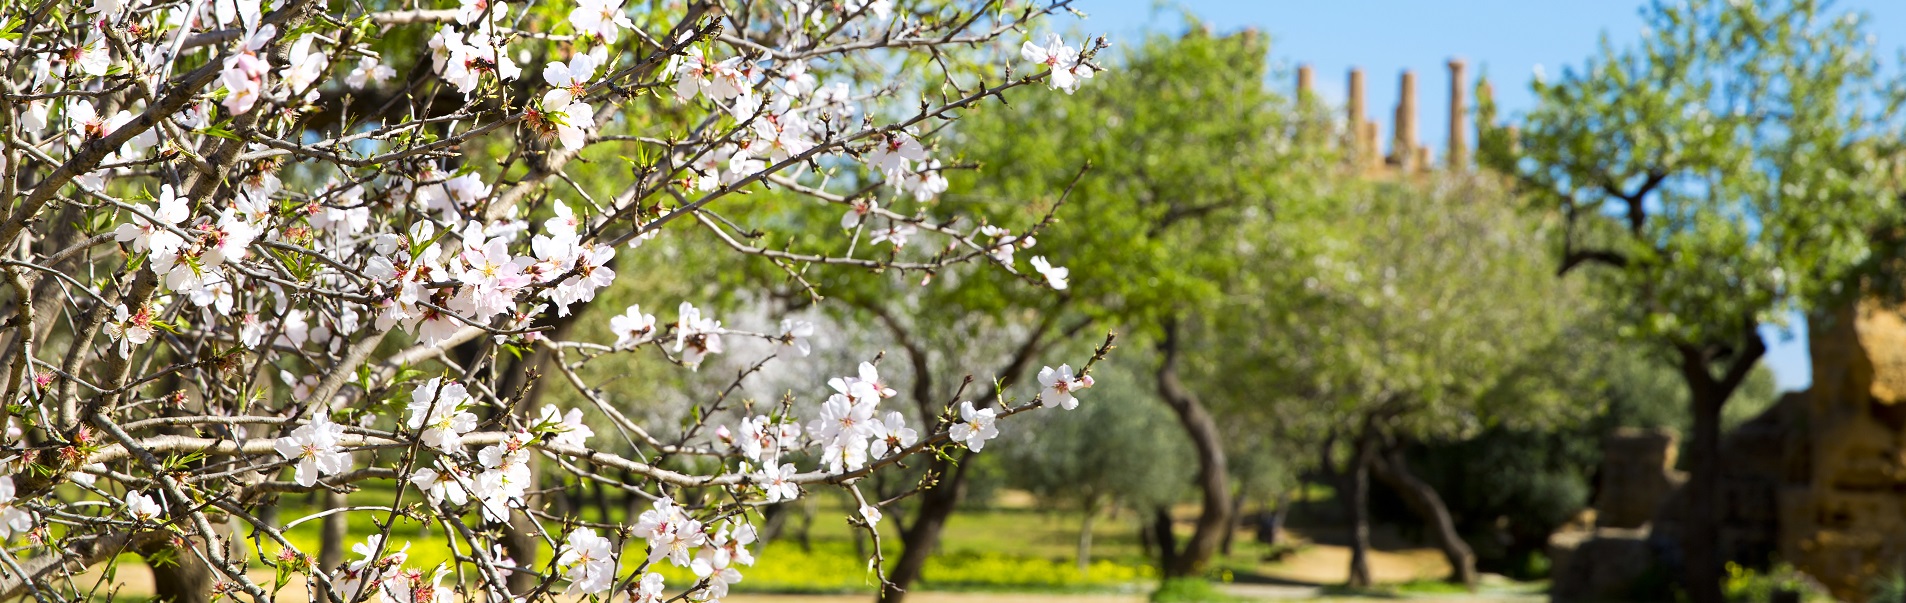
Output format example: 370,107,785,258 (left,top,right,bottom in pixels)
272,413,352,486
124,490,162,522
948,401,999,451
